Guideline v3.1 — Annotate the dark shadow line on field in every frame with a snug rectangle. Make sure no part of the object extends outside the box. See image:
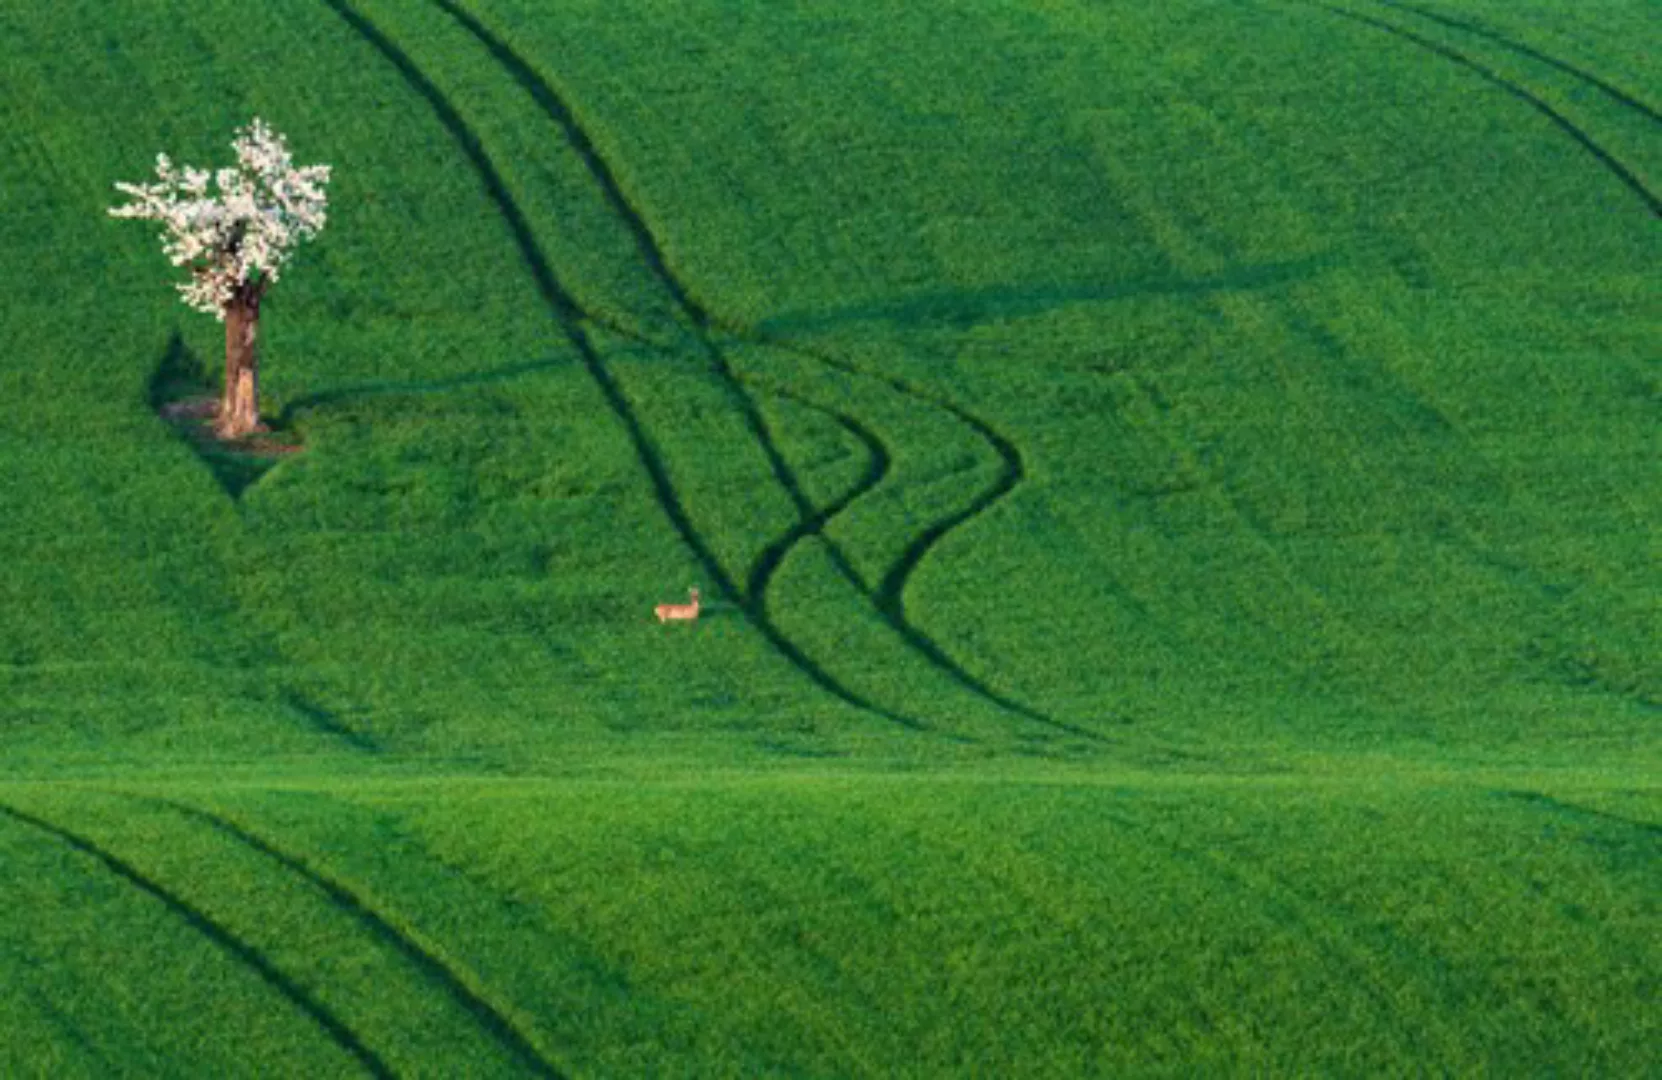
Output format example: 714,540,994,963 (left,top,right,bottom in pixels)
281,690,381,754
277,354,573,426
740,378,979,740
428,0,713,331
1306,2,1661,218
151,798,565,1079
751,265,1332,744
419,0,972,735
760,338,1115,744
1092,805,1466,1059
1374,0,1662,126
867,371,1115,743
319,0,581,327
322,0,931,735
743,382,892,611
755,255,1340,337
1497,791,1662,841
21,981,115,1076
0,802,394,1079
